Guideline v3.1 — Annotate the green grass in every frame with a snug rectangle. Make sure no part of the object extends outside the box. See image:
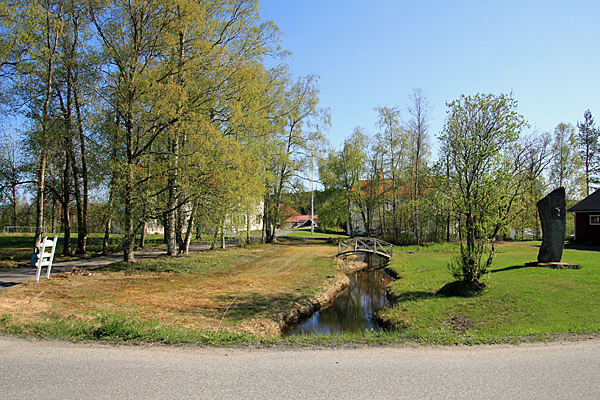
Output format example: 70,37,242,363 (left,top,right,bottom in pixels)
0,233,181,268
280,228,348,240
96,245,273,274
379,241,600,343
0,313,270,346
